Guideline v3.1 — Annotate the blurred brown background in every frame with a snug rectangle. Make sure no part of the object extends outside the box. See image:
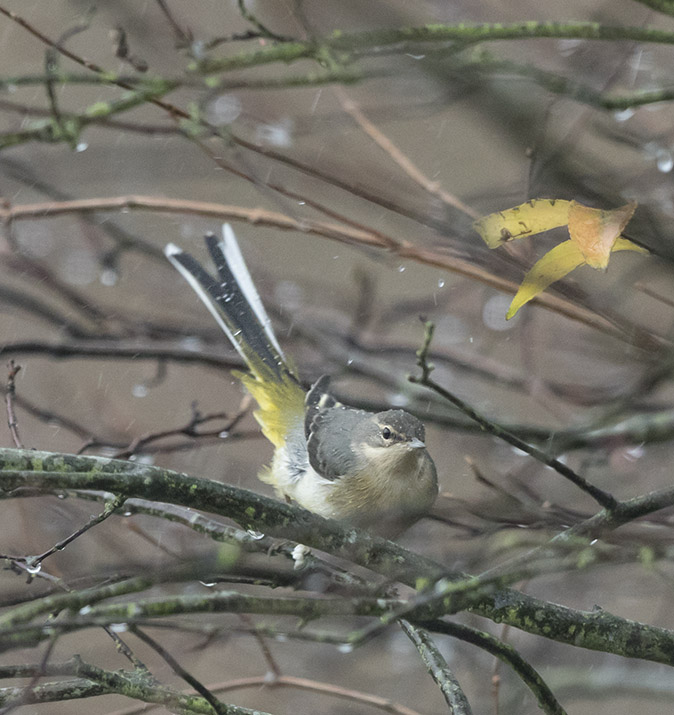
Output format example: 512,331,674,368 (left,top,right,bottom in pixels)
1,1,674,713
